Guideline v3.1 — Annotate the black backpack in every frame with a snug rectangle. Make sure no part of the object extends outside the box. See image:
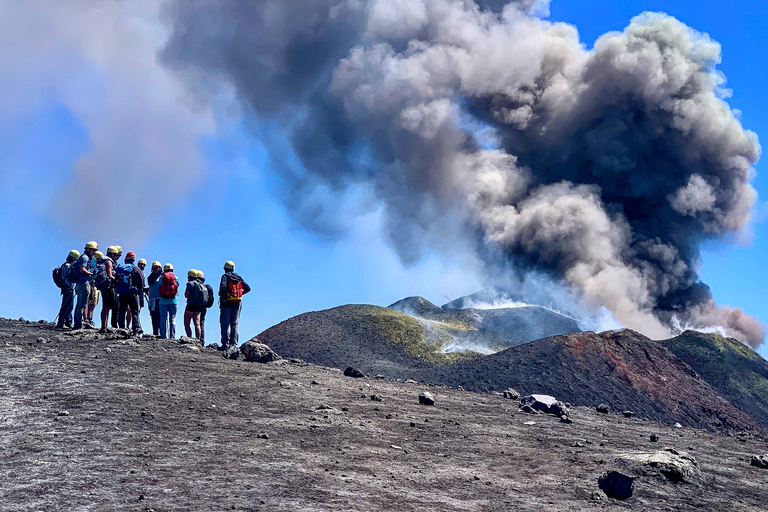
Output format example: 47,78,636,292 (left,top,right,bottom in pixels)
93,261,112,291
204,284,215,308
67,260,81,284
52,263,68,289
189,281,208,308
